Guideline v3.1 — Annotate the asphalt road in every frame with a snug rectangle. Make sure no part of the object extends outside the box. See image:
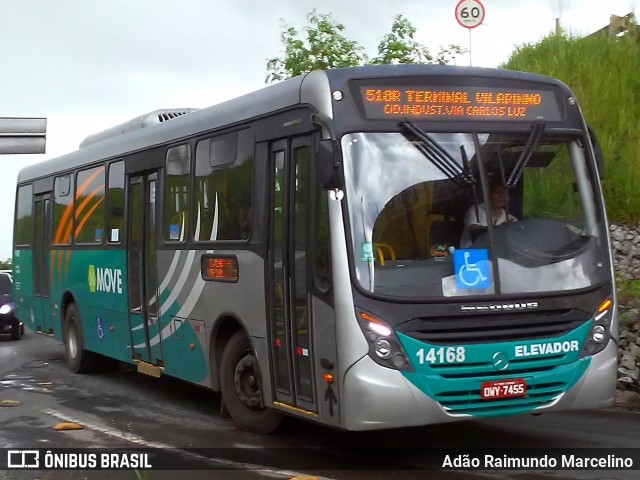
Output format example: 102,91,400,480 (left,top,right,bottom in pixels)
1,329,638,480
